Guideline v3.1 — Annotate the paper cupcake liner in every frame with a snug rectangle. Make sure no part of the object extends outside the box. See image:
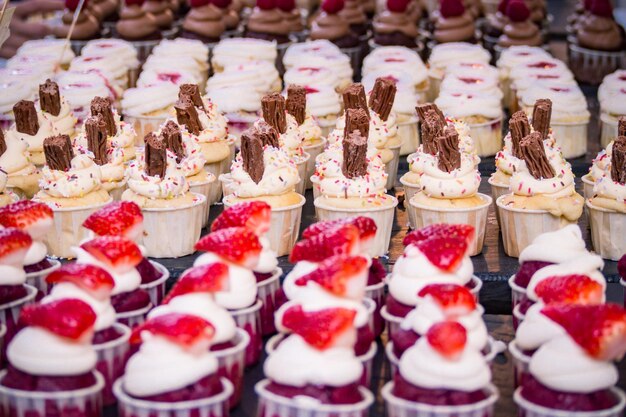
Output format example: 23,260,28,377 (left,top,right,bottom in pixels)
25,259,61,297
314,195,398,257
551,120,588,159
0,324,4,368
311,176,322,200
488,176,510,225
256,379,374,417
137,193,206,258
399,175,422,230
219,173,236,199
365,280,386,338
408,193,492,256
44,199,113,259
116,303,152,328
123,114,169,146
303,139,327,190
587,201,626,261
427,74,443,102
225,194,305,257
568,43,626,85
397,117,420,156
189,178,216,227
600,114,620,149
508,275,528,312
0,370,104,417
139,261,170,306
257,268,283,336
385,143,402,190
114,377,233,417
94,323,131,406
295,153,310,195
214,328,250,408
469,116,503,158
496,195,576,258
508,339,530,388
512,304,526,331
383,381,498,417
363,297,376,337
0,285,37,366
581,175,596,210
229,299,263,367
514,386,626,417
